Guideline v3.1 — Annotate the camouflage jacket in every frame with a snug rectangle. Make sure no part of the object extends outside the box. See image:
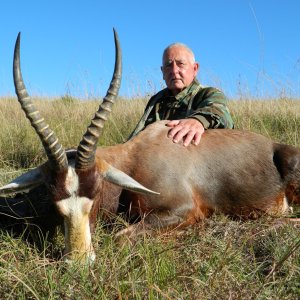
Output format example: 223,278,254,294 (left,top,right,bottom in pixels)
128,79,234,139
